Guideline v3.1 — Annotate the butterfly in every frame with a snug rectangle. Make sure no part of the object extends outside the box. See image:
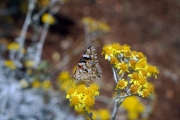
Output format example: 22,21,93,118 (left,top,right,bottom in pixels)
72,46,102,81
